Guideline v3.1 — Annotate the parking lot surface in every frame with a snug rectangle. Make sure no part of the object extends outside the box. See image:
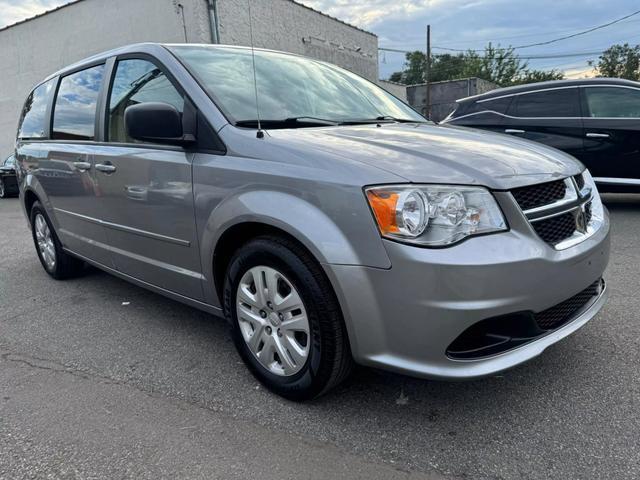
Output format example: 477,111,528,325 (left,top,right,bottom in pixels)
1,195,639,479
